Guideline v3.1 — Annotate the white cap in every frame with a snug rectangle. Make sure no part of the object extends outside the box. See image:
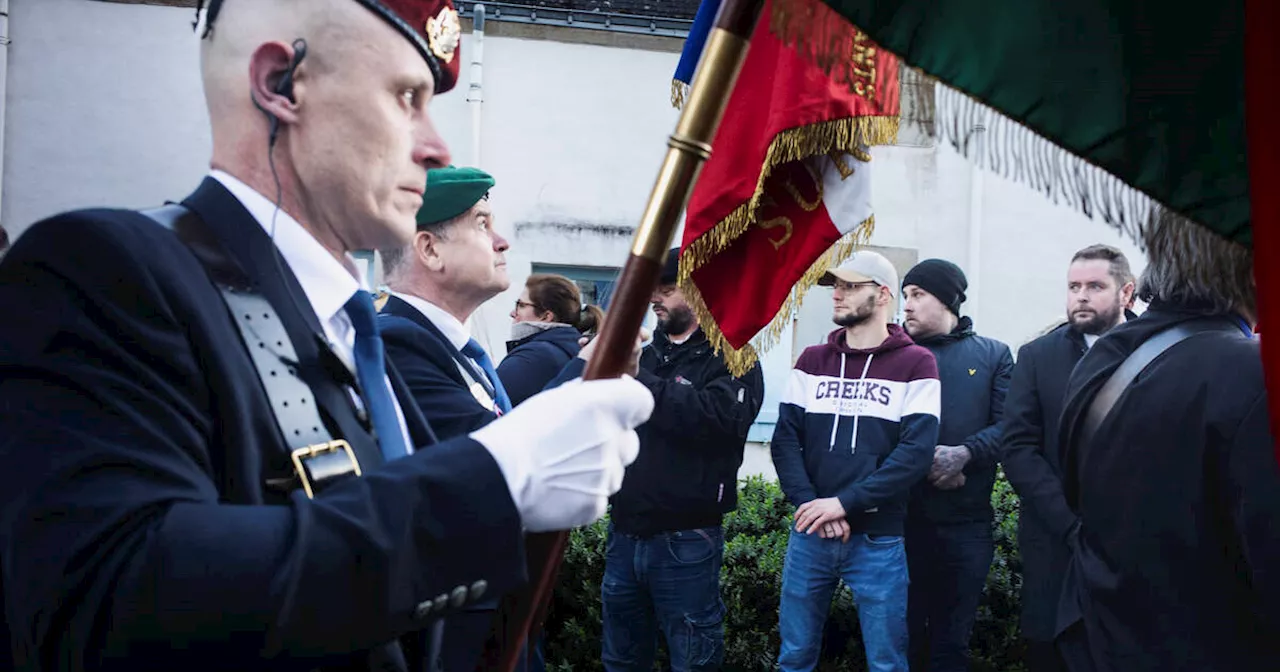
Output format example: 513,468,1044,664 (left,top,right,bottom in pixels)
818,250,899,298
